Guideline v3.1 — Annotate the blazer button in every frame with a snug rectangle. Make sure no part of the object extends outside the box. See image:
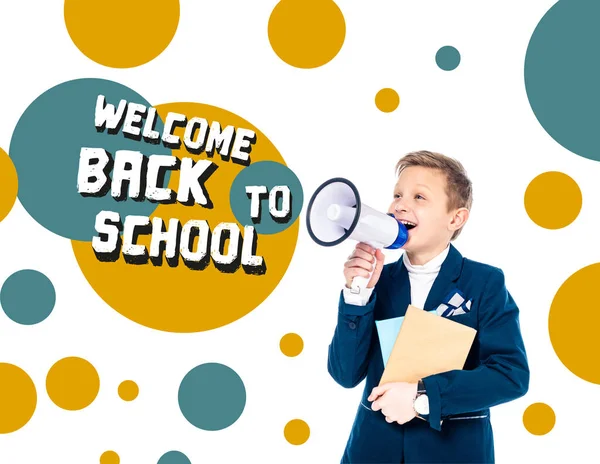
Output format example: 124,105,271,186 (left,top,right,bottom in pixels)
348,322,357,330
